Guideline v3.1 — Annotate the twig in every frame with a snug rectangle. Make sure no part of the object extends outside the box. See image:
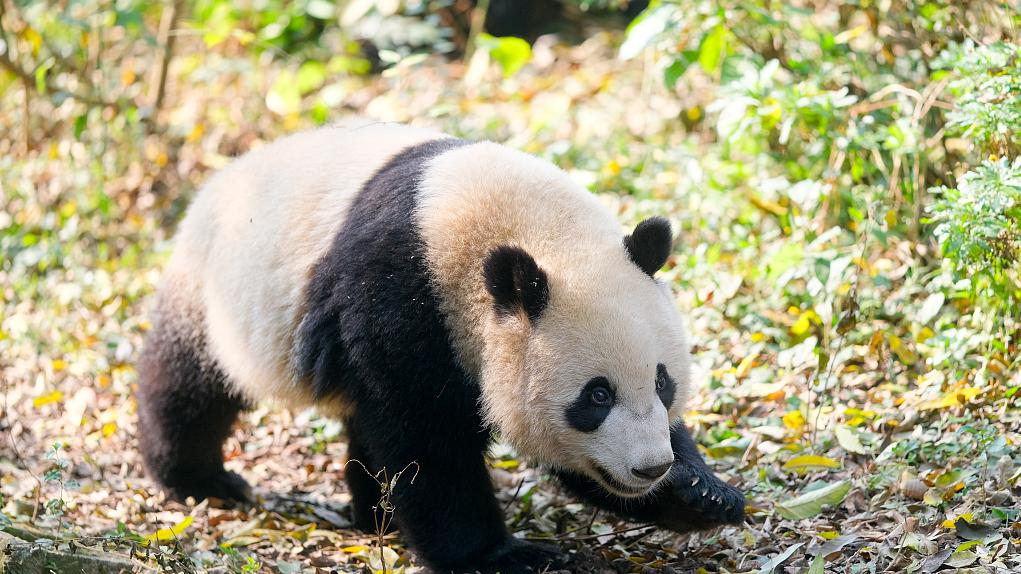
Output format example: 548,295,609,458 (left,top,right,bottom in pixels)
502,477,526,513
463,0,490,63
530,522,656,542
0,0,119,110
149,0,184,125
